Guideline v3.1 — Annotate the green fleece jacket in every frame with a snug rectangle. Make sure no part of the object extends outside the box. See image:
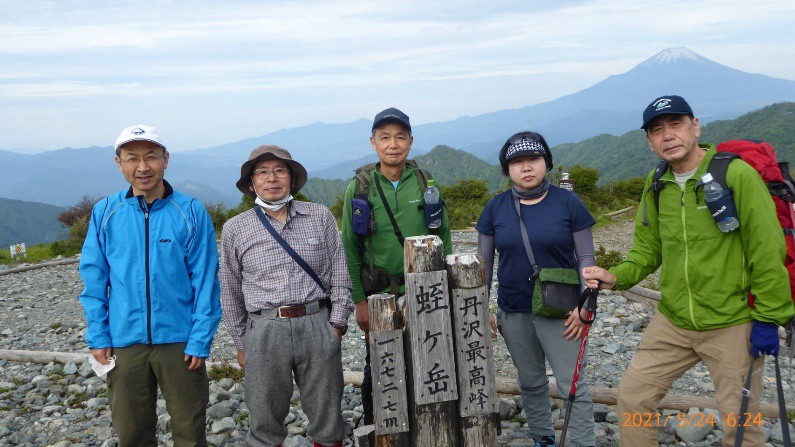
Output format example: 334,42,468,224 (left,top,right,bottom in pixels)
341,164,453,303
611,144,794,330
